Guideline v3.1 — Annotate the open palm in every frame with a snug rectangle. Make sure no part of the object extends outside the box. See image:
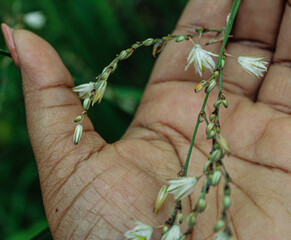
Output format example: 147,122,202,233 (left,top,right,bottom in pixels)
3,0,290,239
